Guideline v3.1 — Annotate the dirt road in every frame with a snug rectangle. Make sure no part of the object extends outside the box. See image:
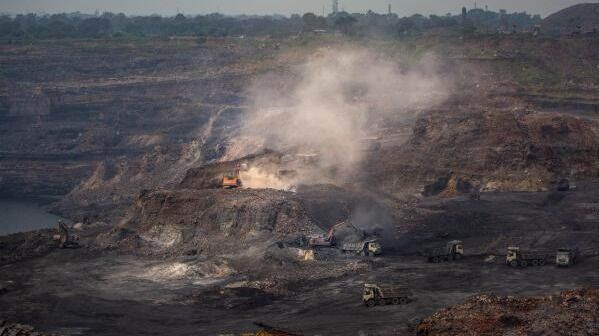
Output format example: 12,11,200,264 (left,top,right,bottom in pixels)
1,249,598,336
